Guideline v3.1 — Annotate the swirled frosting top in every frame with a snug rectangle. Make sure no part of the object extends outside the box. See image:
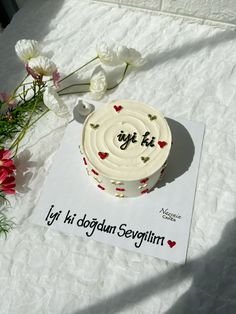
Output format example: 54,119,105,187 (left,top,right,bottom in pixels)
82,99,172,181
